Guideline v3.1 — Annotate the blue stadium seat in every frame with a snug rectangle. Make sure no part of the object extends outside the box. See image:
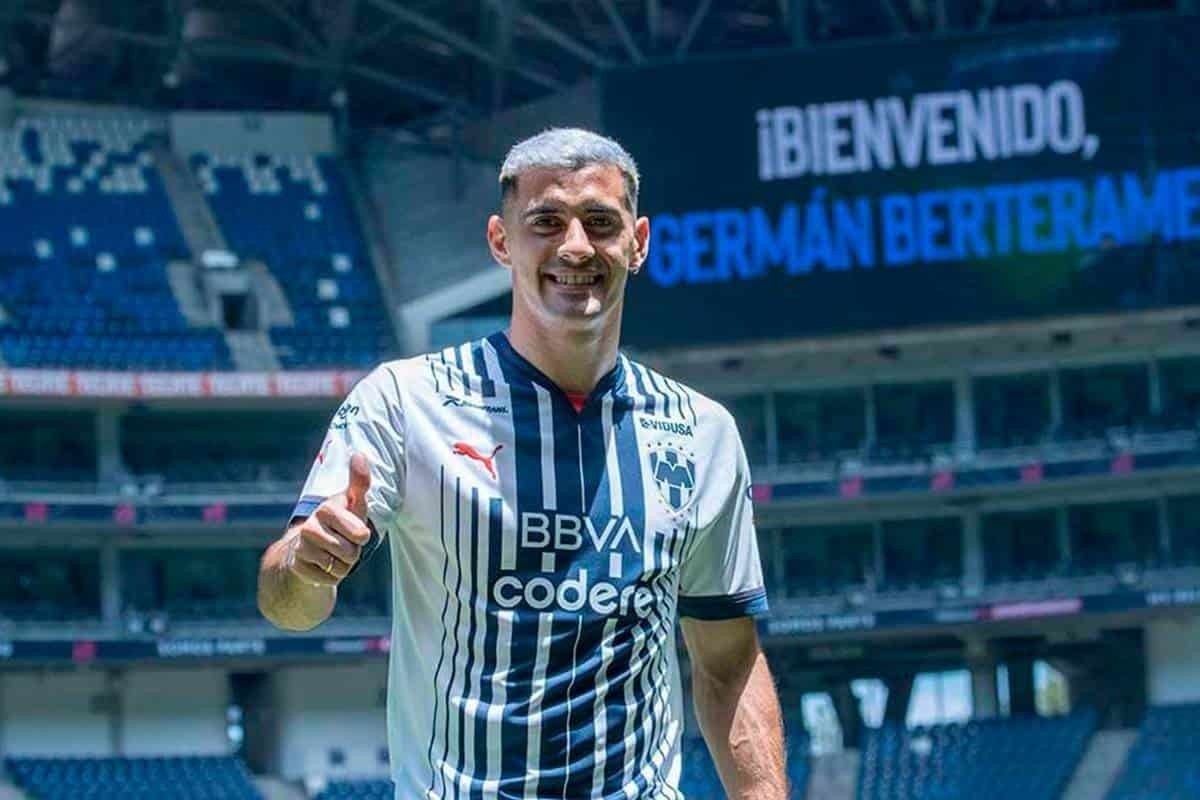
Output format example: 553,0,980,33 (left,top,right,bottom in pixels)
857,711,1096,800
0,116,233,371
1107,703,1200,800
5,755,261,800
313,778,394,800
193,152,395,369
0,116,396,372
679,727,810,799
